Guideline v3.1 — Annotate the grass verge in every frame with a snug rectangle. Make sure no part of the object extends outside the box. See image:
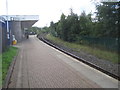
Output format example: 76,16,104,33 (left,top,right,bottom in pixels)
1,46,18,85
46,34,119,64
0,54,2,88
